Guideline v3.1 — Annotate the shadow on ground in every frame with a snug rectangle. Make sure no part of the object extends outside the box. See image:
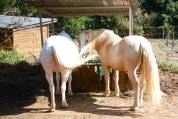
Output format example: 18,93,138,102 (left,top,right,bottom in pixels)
0,62,47,116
